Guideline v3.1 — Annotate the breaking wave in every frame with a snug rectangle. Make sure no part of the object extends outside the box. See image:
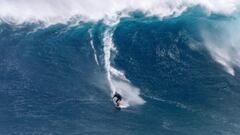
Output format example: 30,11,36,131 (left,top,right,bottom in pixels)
0,0,239,23
1,1,240,134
